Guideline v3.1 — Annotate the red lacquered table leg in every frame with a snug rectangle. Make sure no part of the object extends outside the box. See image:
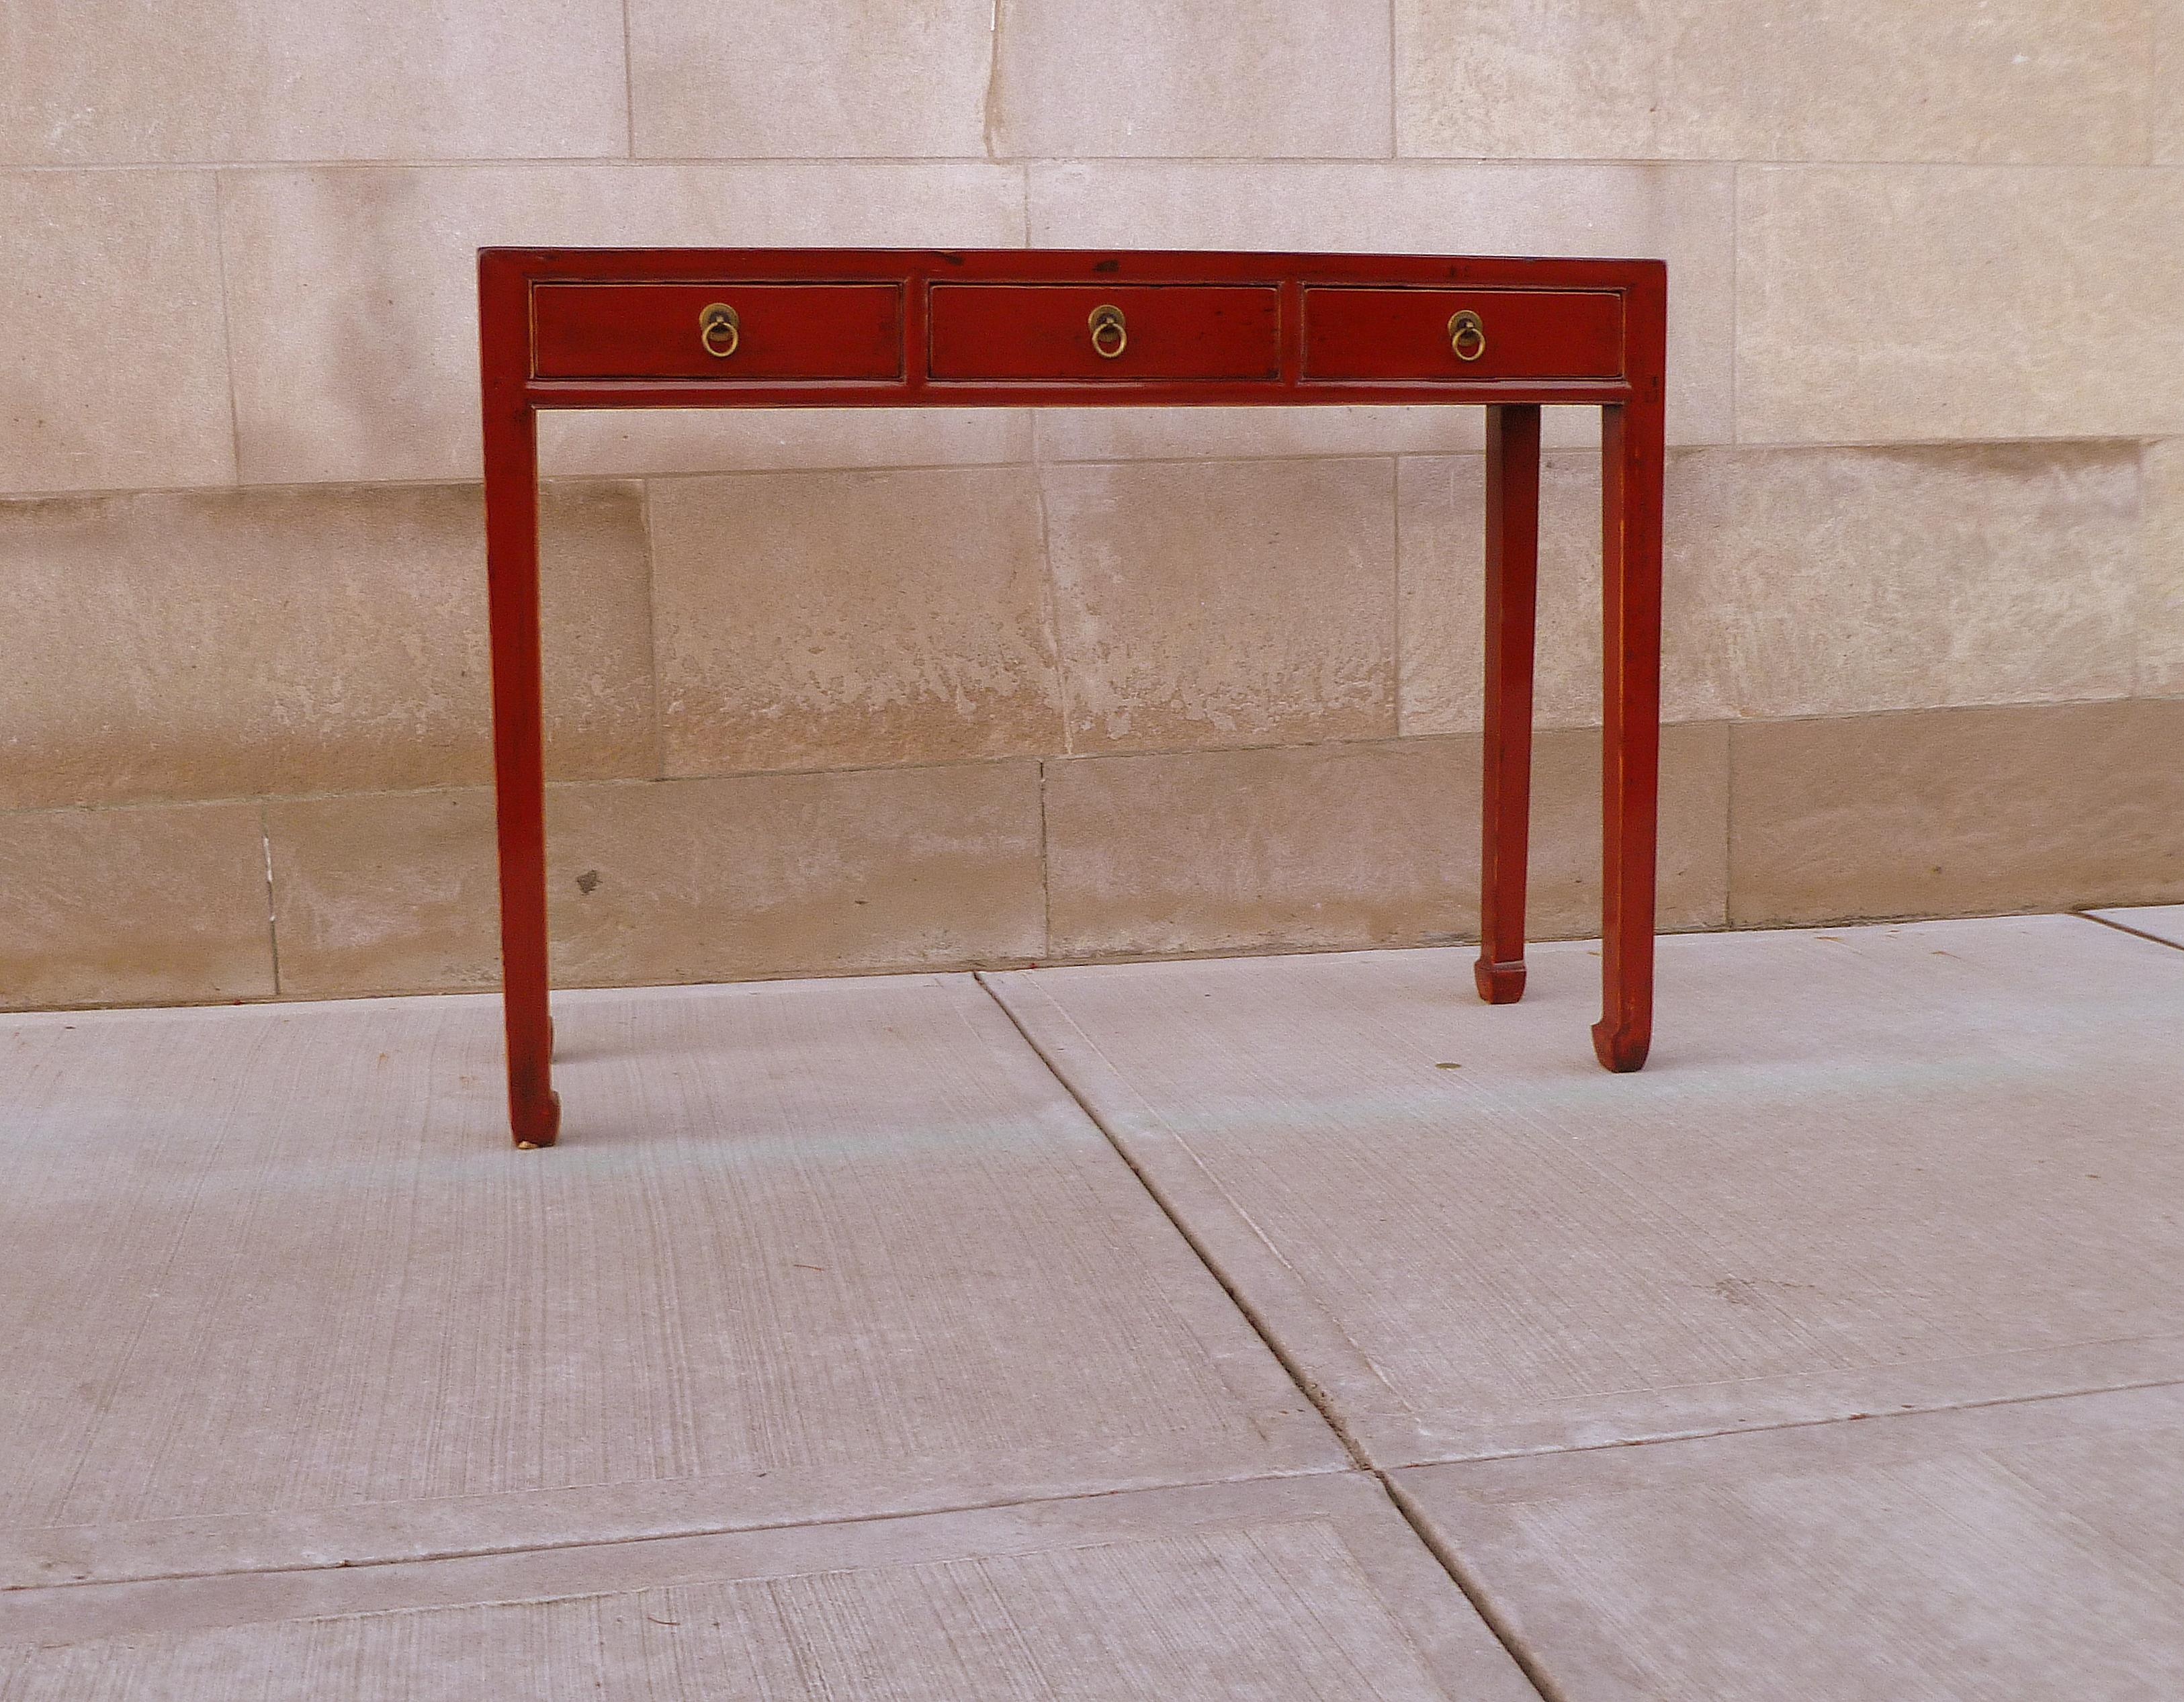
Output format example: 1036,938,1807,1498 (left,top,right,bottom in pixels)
1592,375,1666,1073
1475,403,1541,1005
480,257,560,1148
